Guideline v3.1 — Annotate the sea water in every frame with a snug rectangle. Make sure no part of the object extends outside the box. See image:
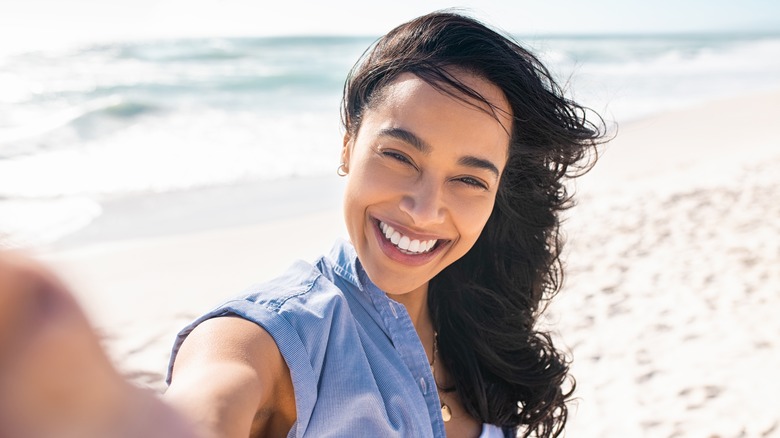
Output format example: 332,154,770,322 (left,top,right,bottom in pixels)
2,33,780,248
